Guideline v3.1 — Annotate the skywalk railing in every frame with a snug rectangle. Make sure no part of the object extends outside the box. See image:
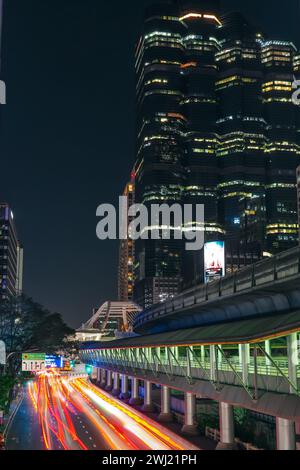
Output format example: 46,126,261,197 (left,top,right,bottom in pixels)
134,246,300,330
